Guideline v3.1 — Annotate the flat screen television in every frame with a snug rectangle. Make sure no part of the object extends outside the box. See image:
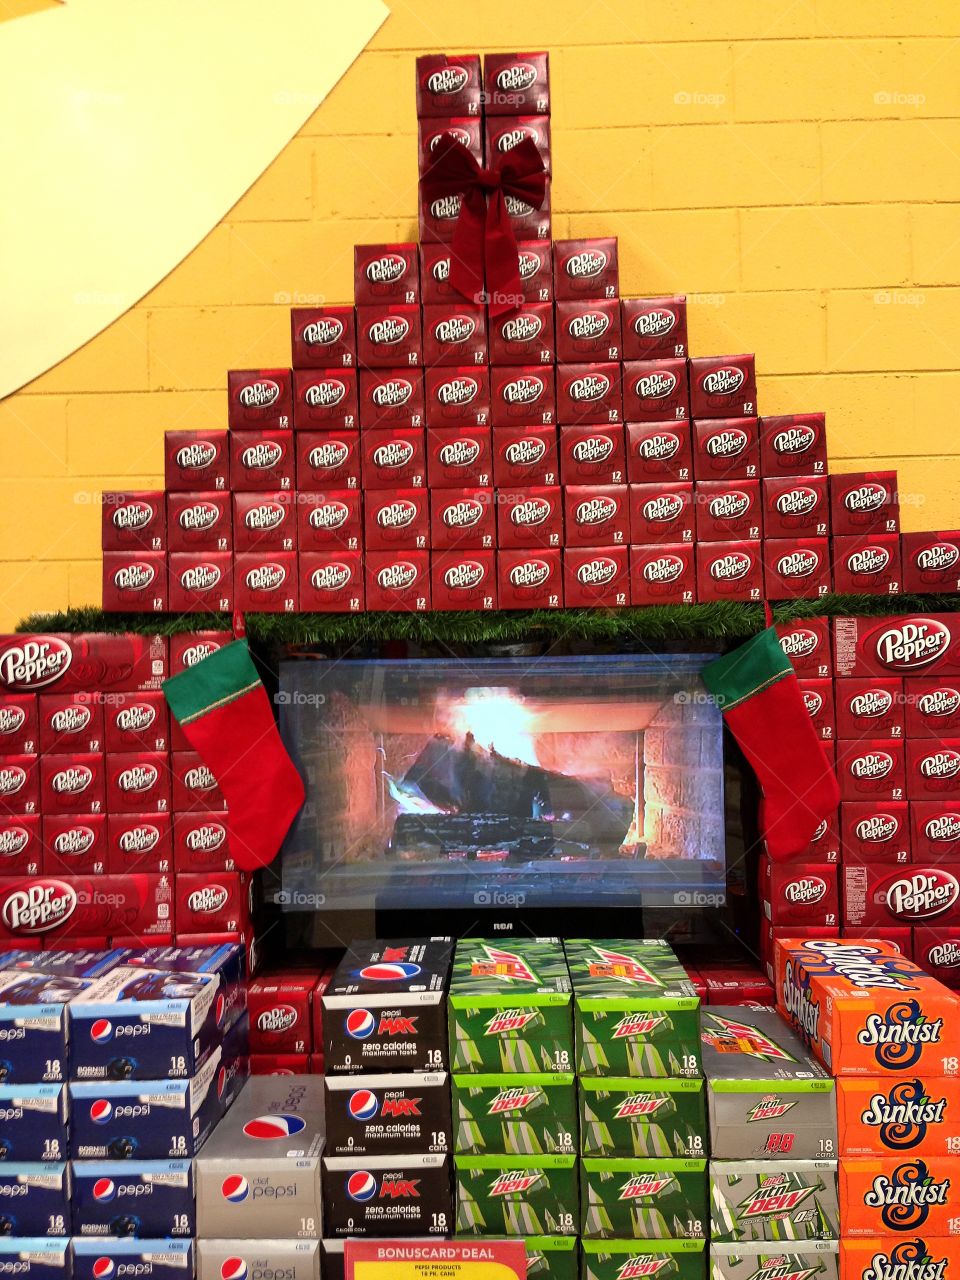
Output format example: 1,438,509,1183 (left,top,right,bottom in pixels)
277,654,726,943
